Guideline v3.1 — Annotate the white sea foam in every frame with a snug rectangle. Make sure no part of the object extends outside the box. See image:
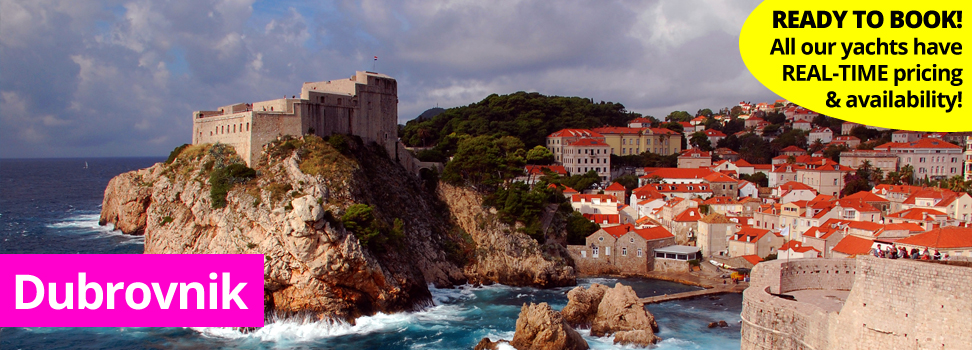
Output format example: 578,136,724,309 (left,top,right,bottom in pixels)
47,213,143,243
